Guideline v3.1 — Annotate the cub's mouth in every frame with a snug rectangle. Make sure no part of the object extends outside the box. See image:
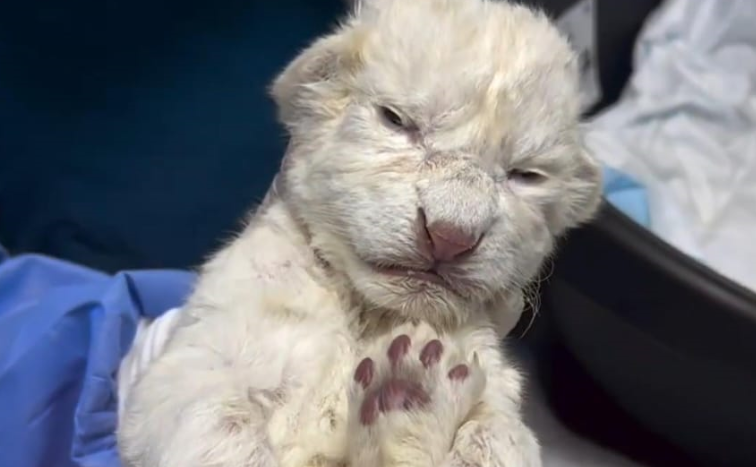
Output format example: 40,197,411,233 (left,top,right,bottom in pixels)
372,264,447,287
364,261,464,296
